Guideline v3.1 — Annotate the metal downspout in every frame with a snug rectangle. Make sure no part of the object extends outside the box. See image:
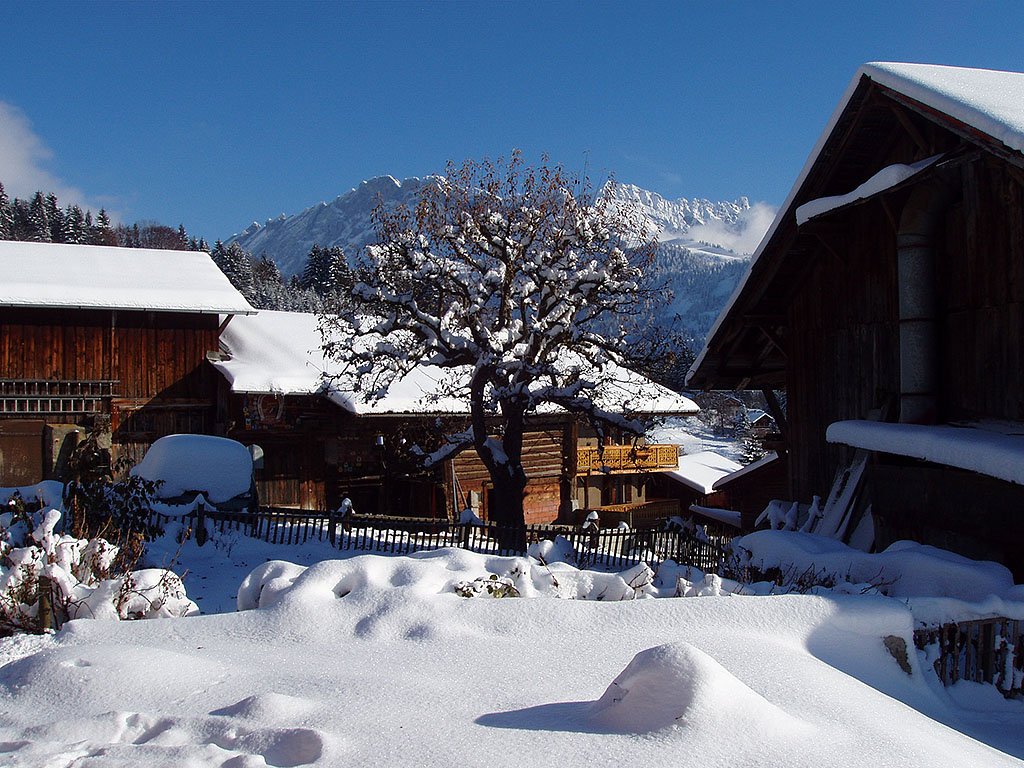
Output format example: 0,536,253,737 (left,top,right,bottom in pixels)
896,175,958,424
